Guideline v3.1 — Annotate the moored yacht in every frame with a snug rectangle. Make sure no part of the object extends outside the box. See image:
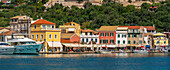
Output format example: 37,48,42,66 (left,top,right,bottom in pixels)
0,42,15,54
8,38,43,55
